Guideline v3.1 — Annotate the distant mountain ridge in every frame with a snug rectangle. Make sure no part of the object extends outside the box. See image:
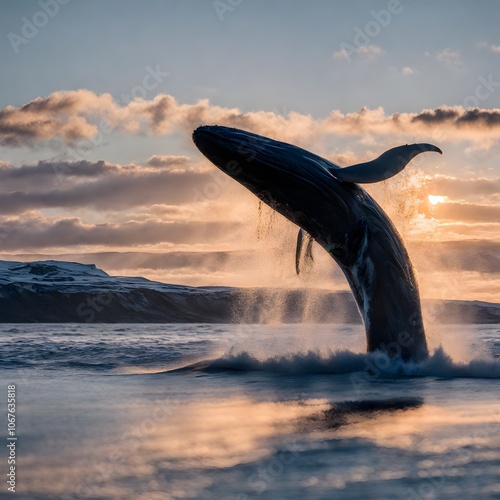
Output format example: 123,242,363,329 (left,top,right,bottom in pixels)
3,240,499,275
0,260,498,324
